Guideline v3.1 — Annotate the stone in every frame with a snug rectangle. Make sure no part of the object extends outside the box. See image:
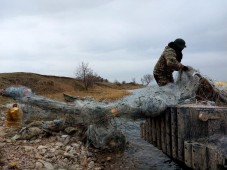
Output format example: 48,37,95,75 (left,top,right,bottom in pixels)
35,162,43,169
106,156,112,161
65,146,71,152
80,156,88,166
39,160,54,170
63,136,70,145
0,143,6,148
11,134,21,141
94,167,102,170
63,152,74,158
39,149,47,155
61,135,68,138
49,148,56,153
71,143,80,149
6,139,12,143
34,139,41,143
88,161,95,169
68,149,78,155
37,145,48,150
23,146,34,152
20,127,42,140
44,153,55,158
87,152,93,157
71,164,80,169
35,153,42,159
63,158,68,162
64,127,78,134
55,142,64,147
